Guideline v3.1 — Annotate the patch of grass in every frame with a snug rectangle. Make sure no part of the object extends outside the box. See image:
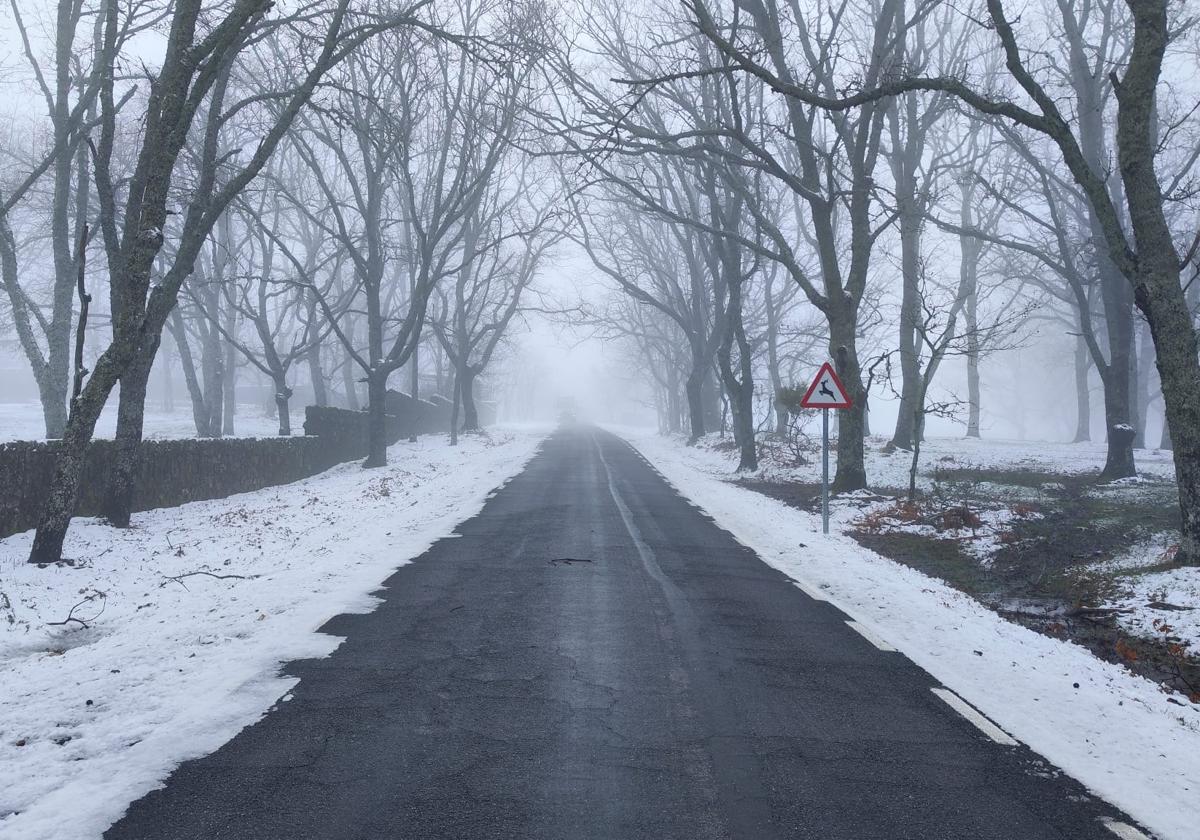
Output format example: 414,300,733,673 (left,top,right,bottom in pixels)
853,531,994,593
932,466,1081,490
991,482,1179,601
